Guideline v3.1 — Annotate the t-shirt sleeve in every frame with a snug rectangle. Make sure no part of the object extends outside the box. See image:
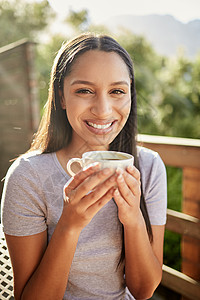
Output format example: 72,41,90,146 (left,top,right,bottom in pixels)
1,157,47,236
139,148,167,225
